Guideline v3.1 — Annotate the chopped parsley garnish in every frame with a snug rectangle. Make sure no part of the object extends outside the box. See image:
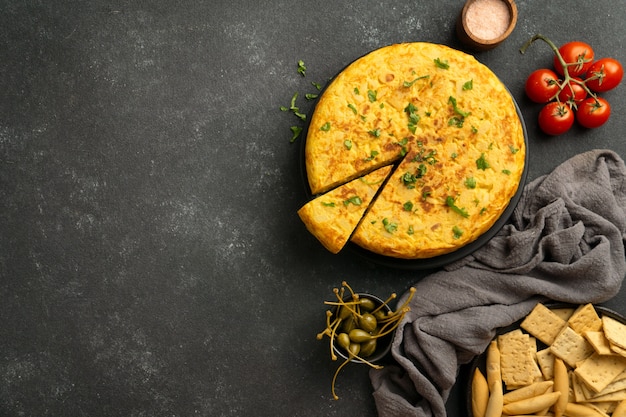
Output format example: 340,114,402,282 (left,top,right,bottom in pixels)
344,140,352,150
464,177,477,189
311,81,322,90
395,137,409,156
404,102,420,134
382,218,398,233
448,96,471,118
368,128,381,138
321,201,335,207
447,96,471,128
408,225,415,235
290,126,303,143
422,190,431,200
347,103,358,114
297,60,306,76
452,226,463,239
367,89,378,102
434,58,450,69
509,145,520,154
502,169,511,175
320,122,331,131
354,87,360,95
462,79,473,90
413,148,438,165
282,92,307,121
344,196,363,206
401,172,417,189
305,93,318,100
476,153,490,170
416,163,427,178
403,201,414,211
449,117,464,128
364,150,379,162
446,196,470,218
403,75,430,88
